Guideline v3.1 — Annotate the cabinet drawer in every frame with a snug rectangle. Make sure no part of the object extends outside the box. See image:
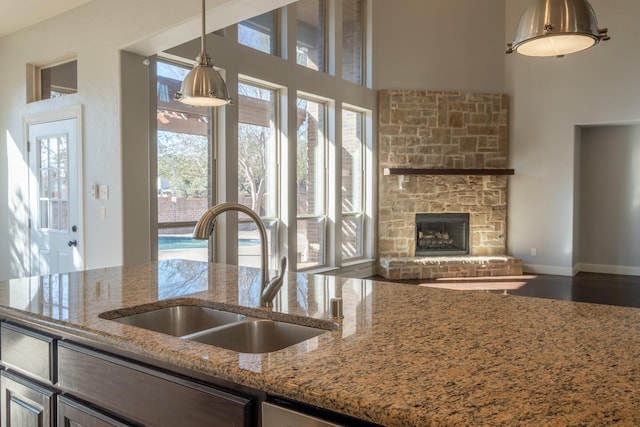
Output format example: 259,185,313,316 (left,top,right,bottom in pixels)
58,342,251,427
1,370,56,427
58,395,138,427
0,323,56,384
